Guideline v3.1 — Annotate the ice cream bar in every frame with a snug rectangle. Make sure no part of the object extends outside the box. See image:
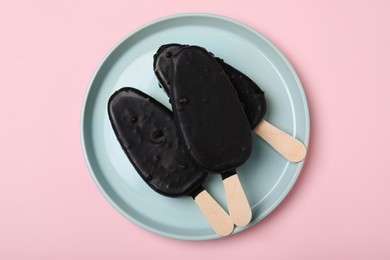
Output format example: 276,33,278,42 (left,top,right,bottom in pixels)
108,87,234,235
